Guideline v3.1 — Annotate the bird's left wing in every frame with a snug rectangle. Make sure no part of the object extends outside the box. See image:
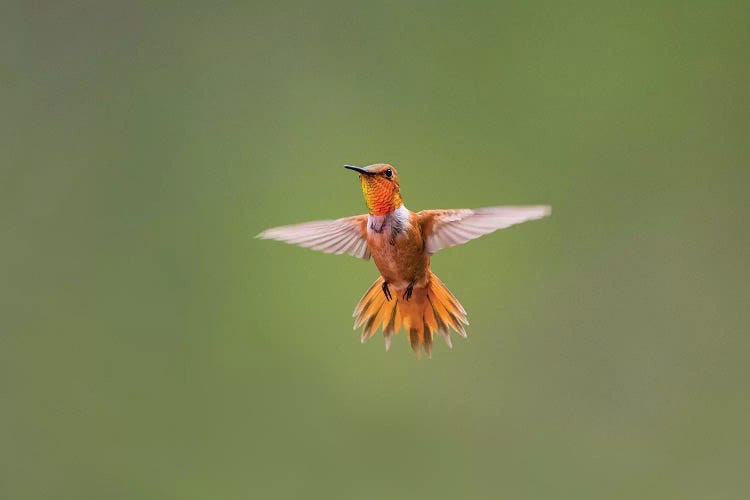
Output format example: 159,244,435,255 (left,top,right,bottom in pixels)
419,206,551,255
257,215,370,259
